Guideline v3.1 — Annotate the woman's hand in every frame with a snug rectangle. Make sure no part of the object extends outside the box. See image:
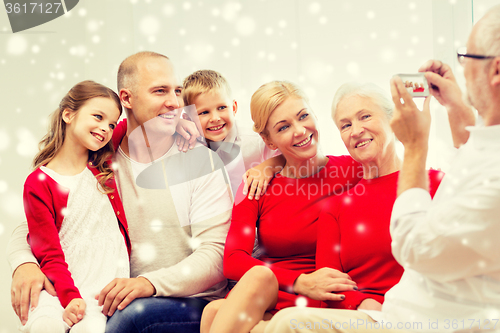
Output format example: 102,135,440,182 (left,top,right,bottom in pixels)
358,298,382,311
293,267,357,301
63,298,86,327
